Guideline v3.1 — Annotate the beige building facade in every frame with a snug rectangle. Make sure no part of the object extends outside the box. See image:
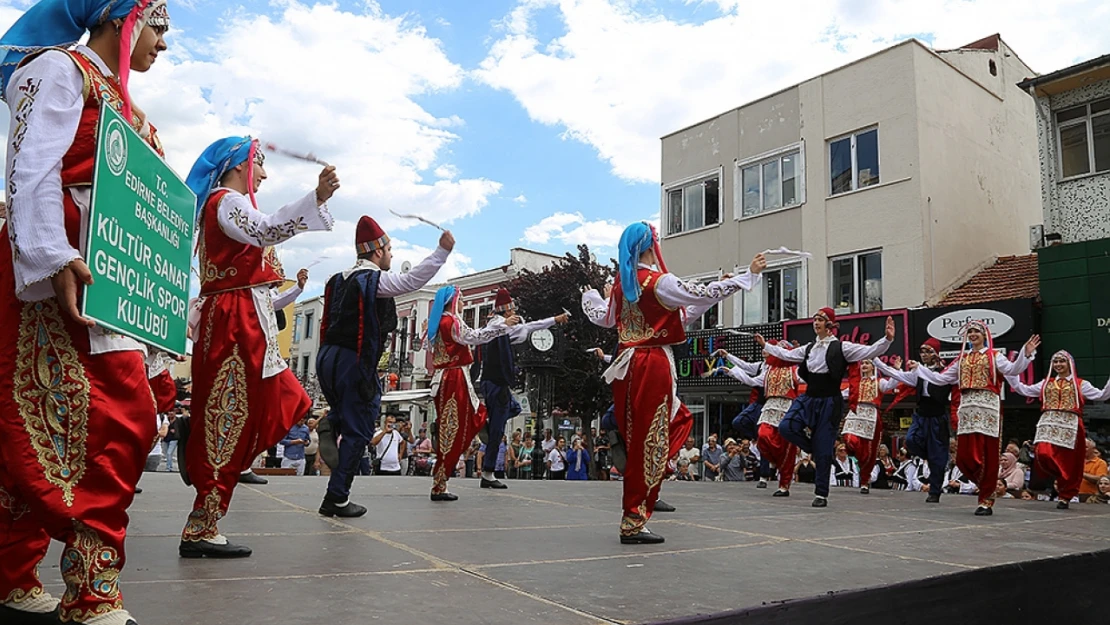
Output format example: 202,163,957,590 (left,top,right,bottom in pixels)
660,35,1041,327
